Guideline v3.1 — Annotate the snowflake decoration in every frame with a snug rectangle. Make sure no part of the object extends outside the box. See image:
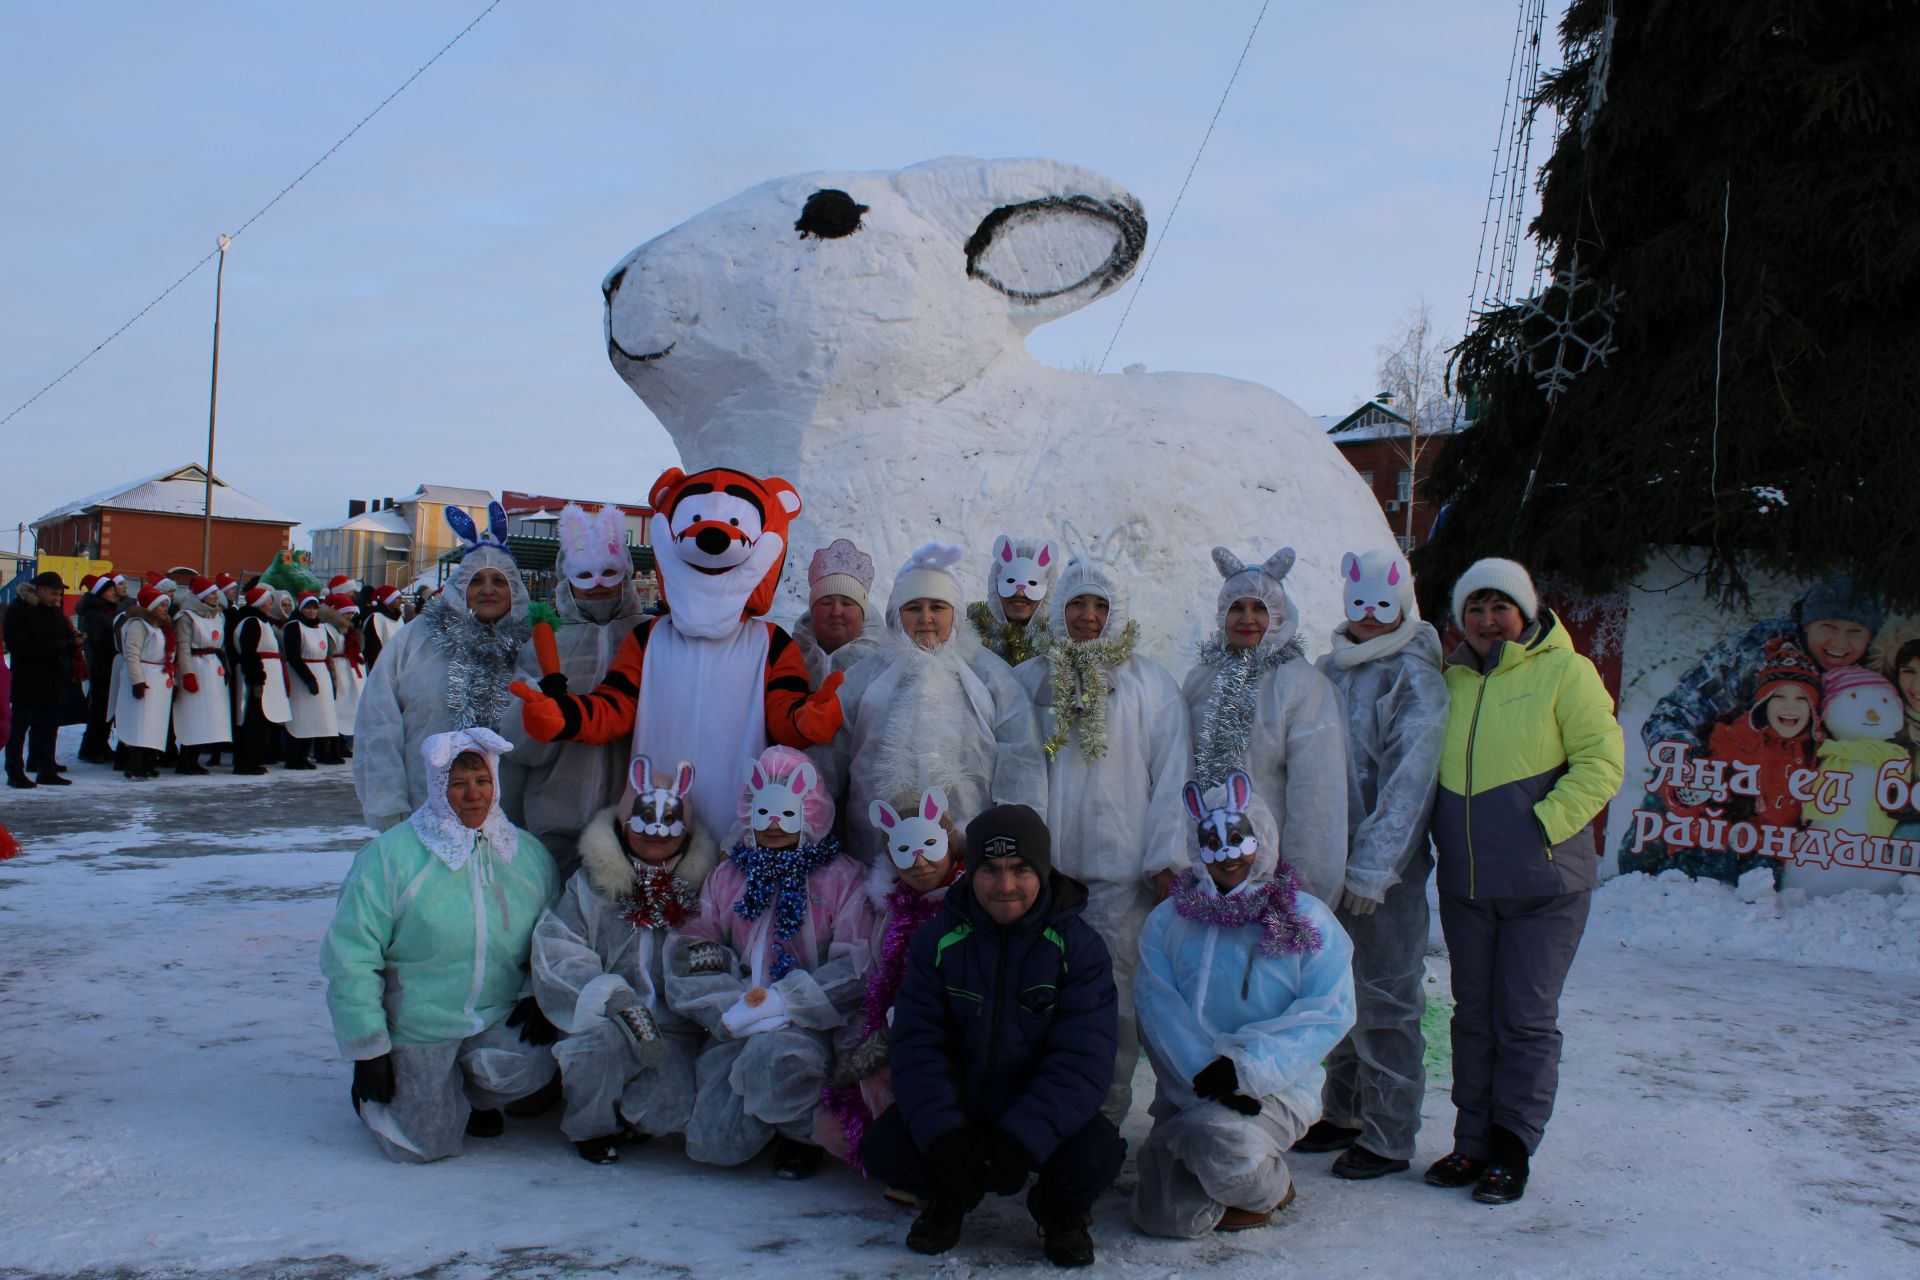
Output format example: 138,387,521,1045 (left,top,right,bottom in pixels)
1505,258,1623,403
